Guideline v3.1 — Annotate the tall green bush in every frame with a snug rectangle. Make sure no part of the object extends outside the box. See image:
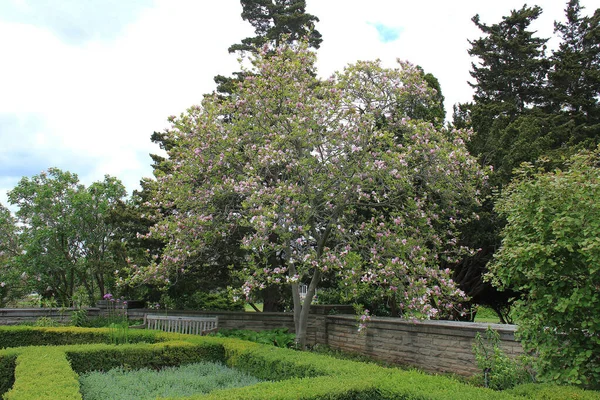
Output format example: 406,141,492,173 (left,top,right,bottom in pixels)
488,147,600,388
